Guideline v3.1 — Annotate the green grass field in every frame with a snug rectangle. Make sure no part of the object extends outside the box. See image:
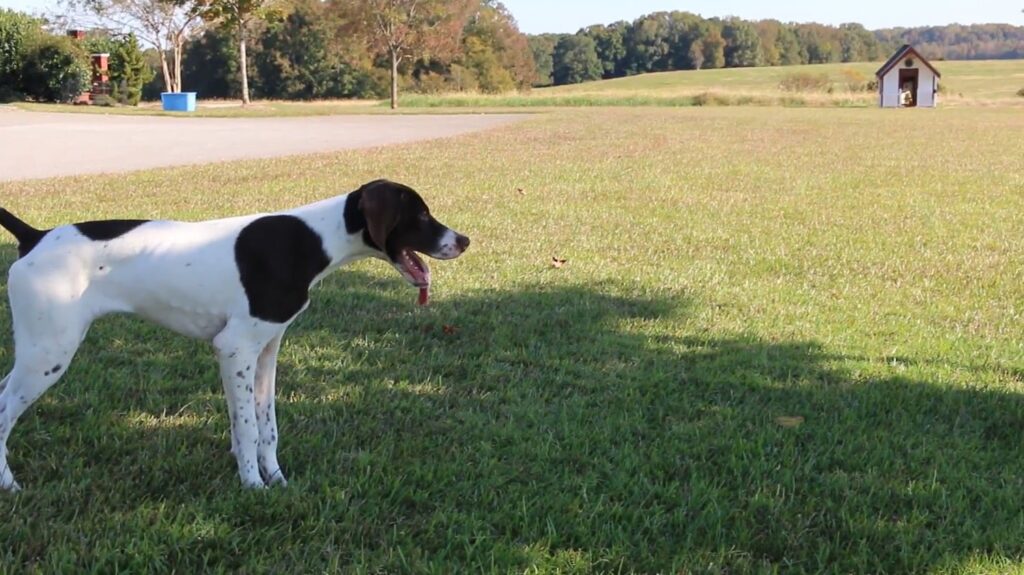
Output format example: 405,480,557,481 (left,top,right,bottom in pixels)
1,106,1024,572
402,59,1024,108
